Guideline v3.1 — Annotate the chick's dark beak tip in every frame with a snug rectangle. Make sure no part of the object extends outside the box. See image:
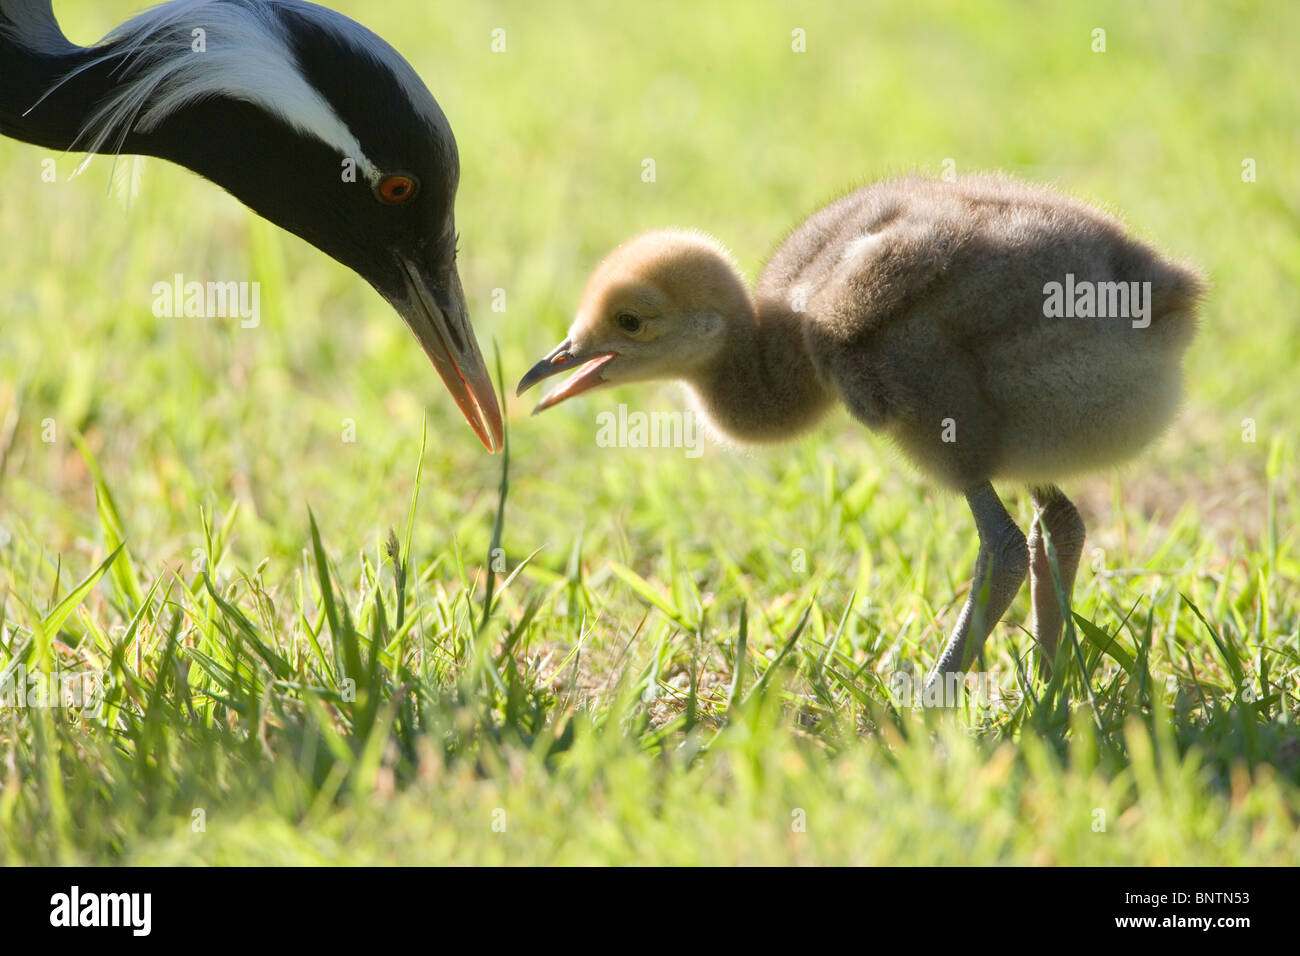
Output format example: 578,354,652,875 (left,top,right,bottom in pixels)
519,351,617,413
516,343,572,397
